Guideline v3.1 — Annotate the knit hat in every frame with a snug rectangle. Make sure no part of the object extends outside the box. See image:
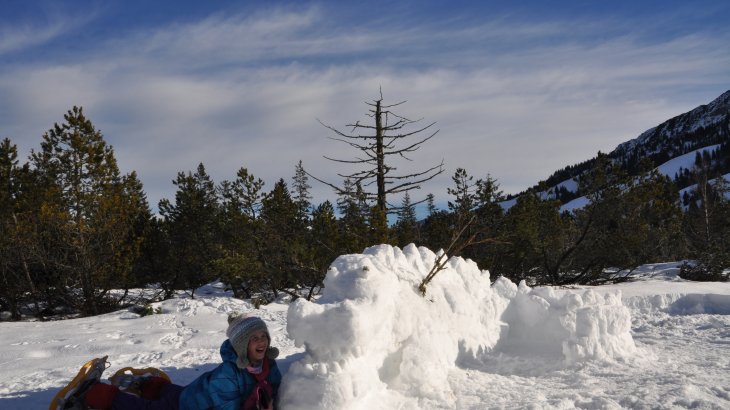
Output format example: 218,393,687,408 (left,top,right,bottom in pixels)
226,312,279,369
